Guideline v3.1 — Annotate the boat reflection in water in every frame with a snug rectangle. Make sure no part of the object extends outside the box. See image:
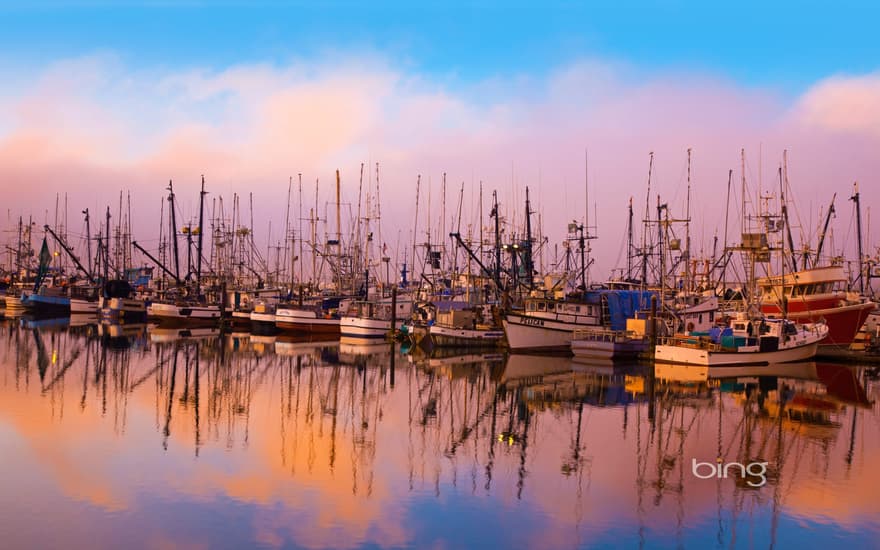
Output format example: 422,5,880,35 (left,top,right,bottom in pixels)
0,318,878,549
